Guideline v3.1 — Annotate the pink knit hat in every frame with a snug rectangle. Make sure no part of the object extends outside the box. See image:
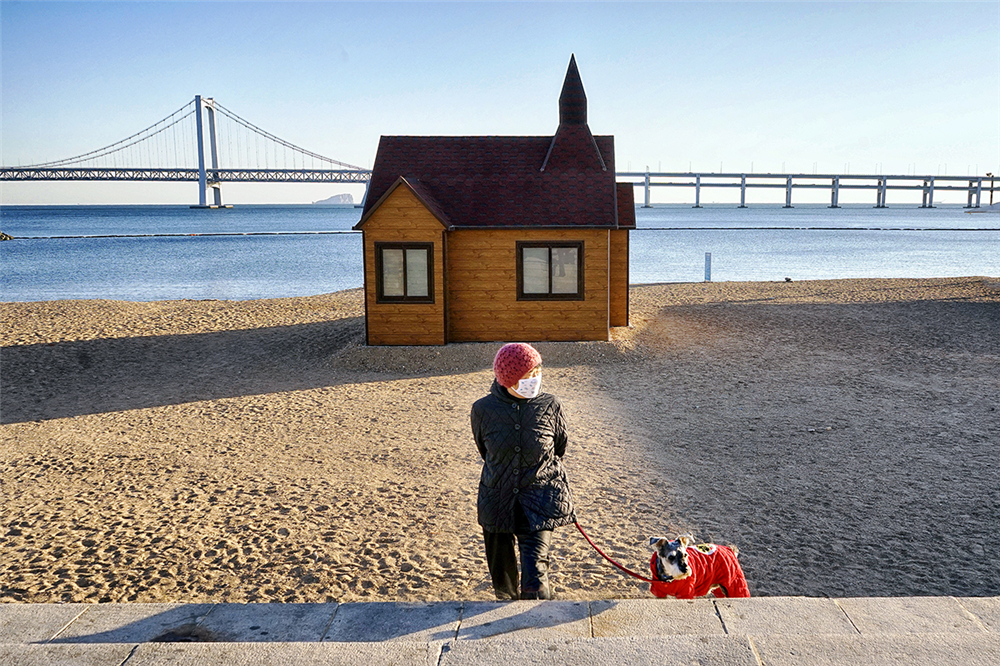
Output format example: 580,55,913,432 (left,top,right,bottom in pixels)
493,343,542,388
